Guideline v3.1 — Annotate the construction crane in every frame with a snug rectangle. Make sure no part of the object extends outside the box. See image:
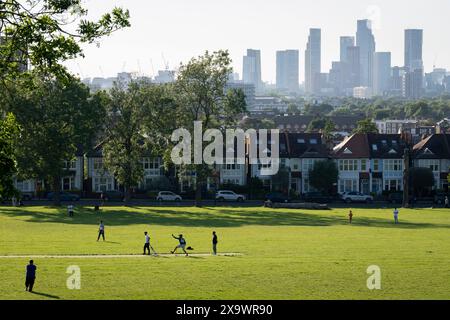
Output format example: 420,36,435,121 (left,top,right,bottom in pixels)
161,53,169,70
